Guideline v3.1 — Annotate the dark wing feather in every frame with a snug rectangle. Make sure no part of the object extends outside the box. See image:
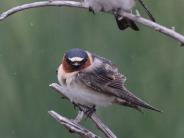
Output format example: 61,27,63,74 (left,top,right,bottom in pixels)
78,56,126,97
78,56,161,112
